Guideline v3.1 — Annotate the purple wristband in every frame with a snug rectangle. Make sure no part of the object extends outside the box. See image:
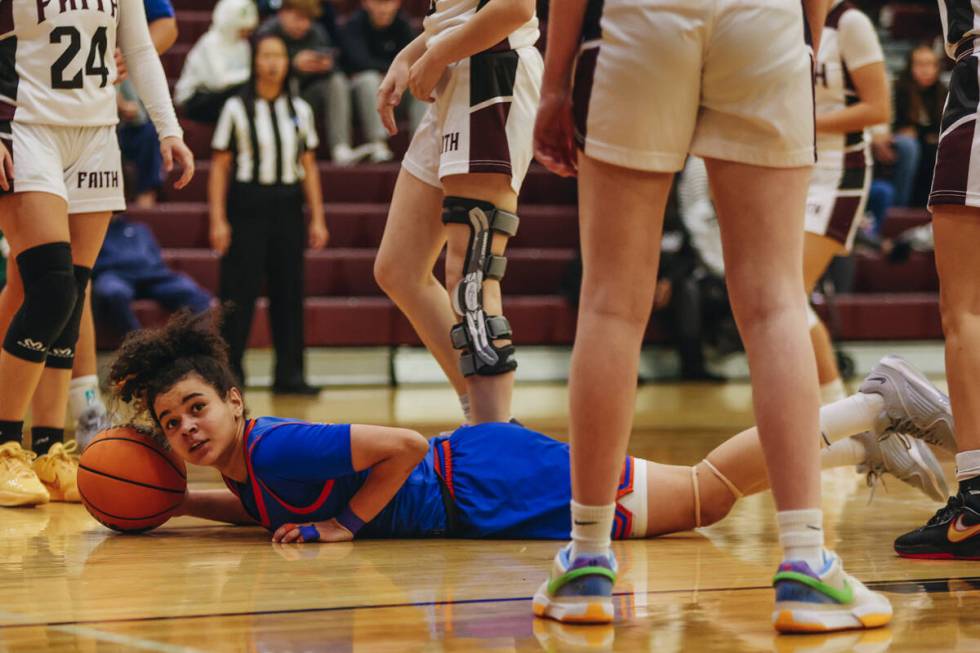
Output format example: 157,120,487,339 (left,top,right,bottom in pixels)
336,506,365,536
